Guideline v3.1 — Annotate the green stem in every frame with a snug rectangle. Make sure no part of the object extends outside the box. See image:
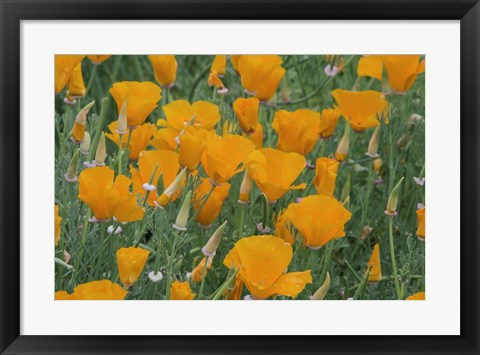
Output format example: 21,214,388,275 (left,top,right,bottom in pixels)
388,216,402,299
86,65,97,92
211,269,239,300
318,241,334,284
